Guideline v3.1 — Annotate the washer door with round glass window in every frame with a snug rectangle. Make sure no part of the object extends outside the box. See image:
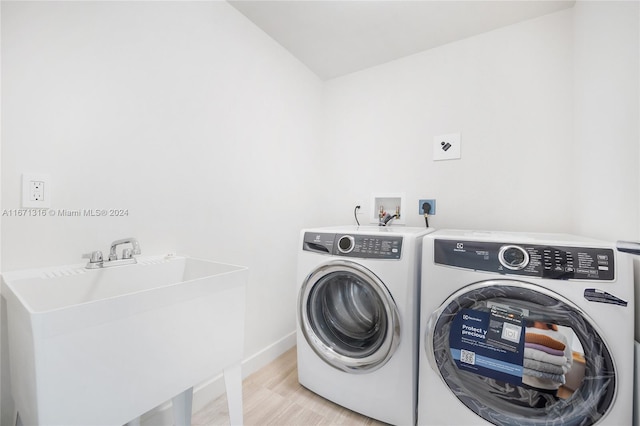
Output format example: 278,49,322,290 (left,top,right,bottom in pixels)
426,280,616,426
299,260,401,373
